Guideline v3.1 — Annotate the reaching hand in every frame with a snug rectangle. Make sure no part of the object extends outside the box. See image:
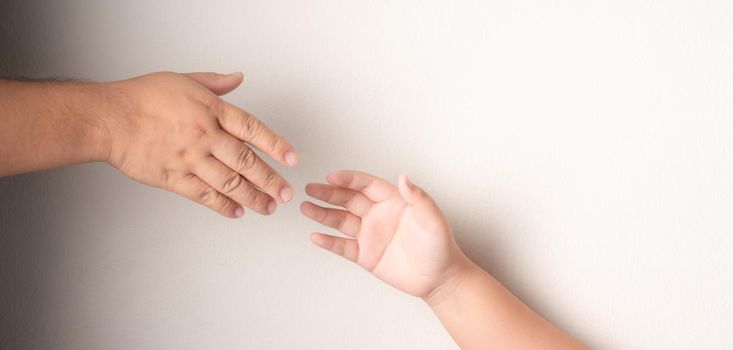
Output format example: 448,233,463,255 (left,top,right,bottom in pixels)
300,171,469,298
102,71,298,218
